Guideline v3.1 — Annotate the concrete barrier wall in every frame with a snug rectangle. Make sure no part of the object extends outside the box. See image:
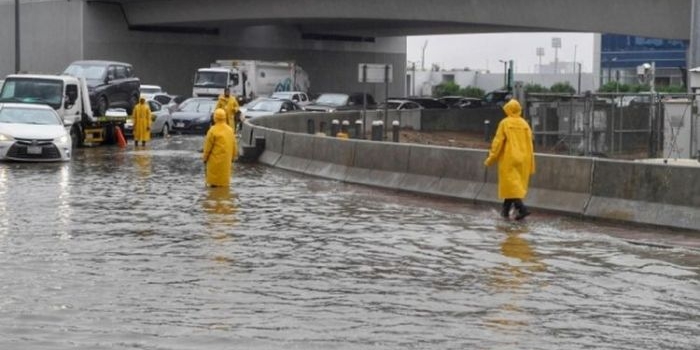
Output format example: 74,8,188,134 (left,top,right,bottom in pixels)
249,113,700,231
586,159,700,230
